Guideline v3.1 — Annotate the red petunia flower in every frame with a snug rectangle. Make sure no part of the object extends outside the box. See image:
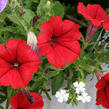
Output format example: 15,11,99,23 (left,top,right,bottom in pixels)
96,73,109,108
77,2,109,30
10,92,44,109
37,16,81,68
0,39,40,89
